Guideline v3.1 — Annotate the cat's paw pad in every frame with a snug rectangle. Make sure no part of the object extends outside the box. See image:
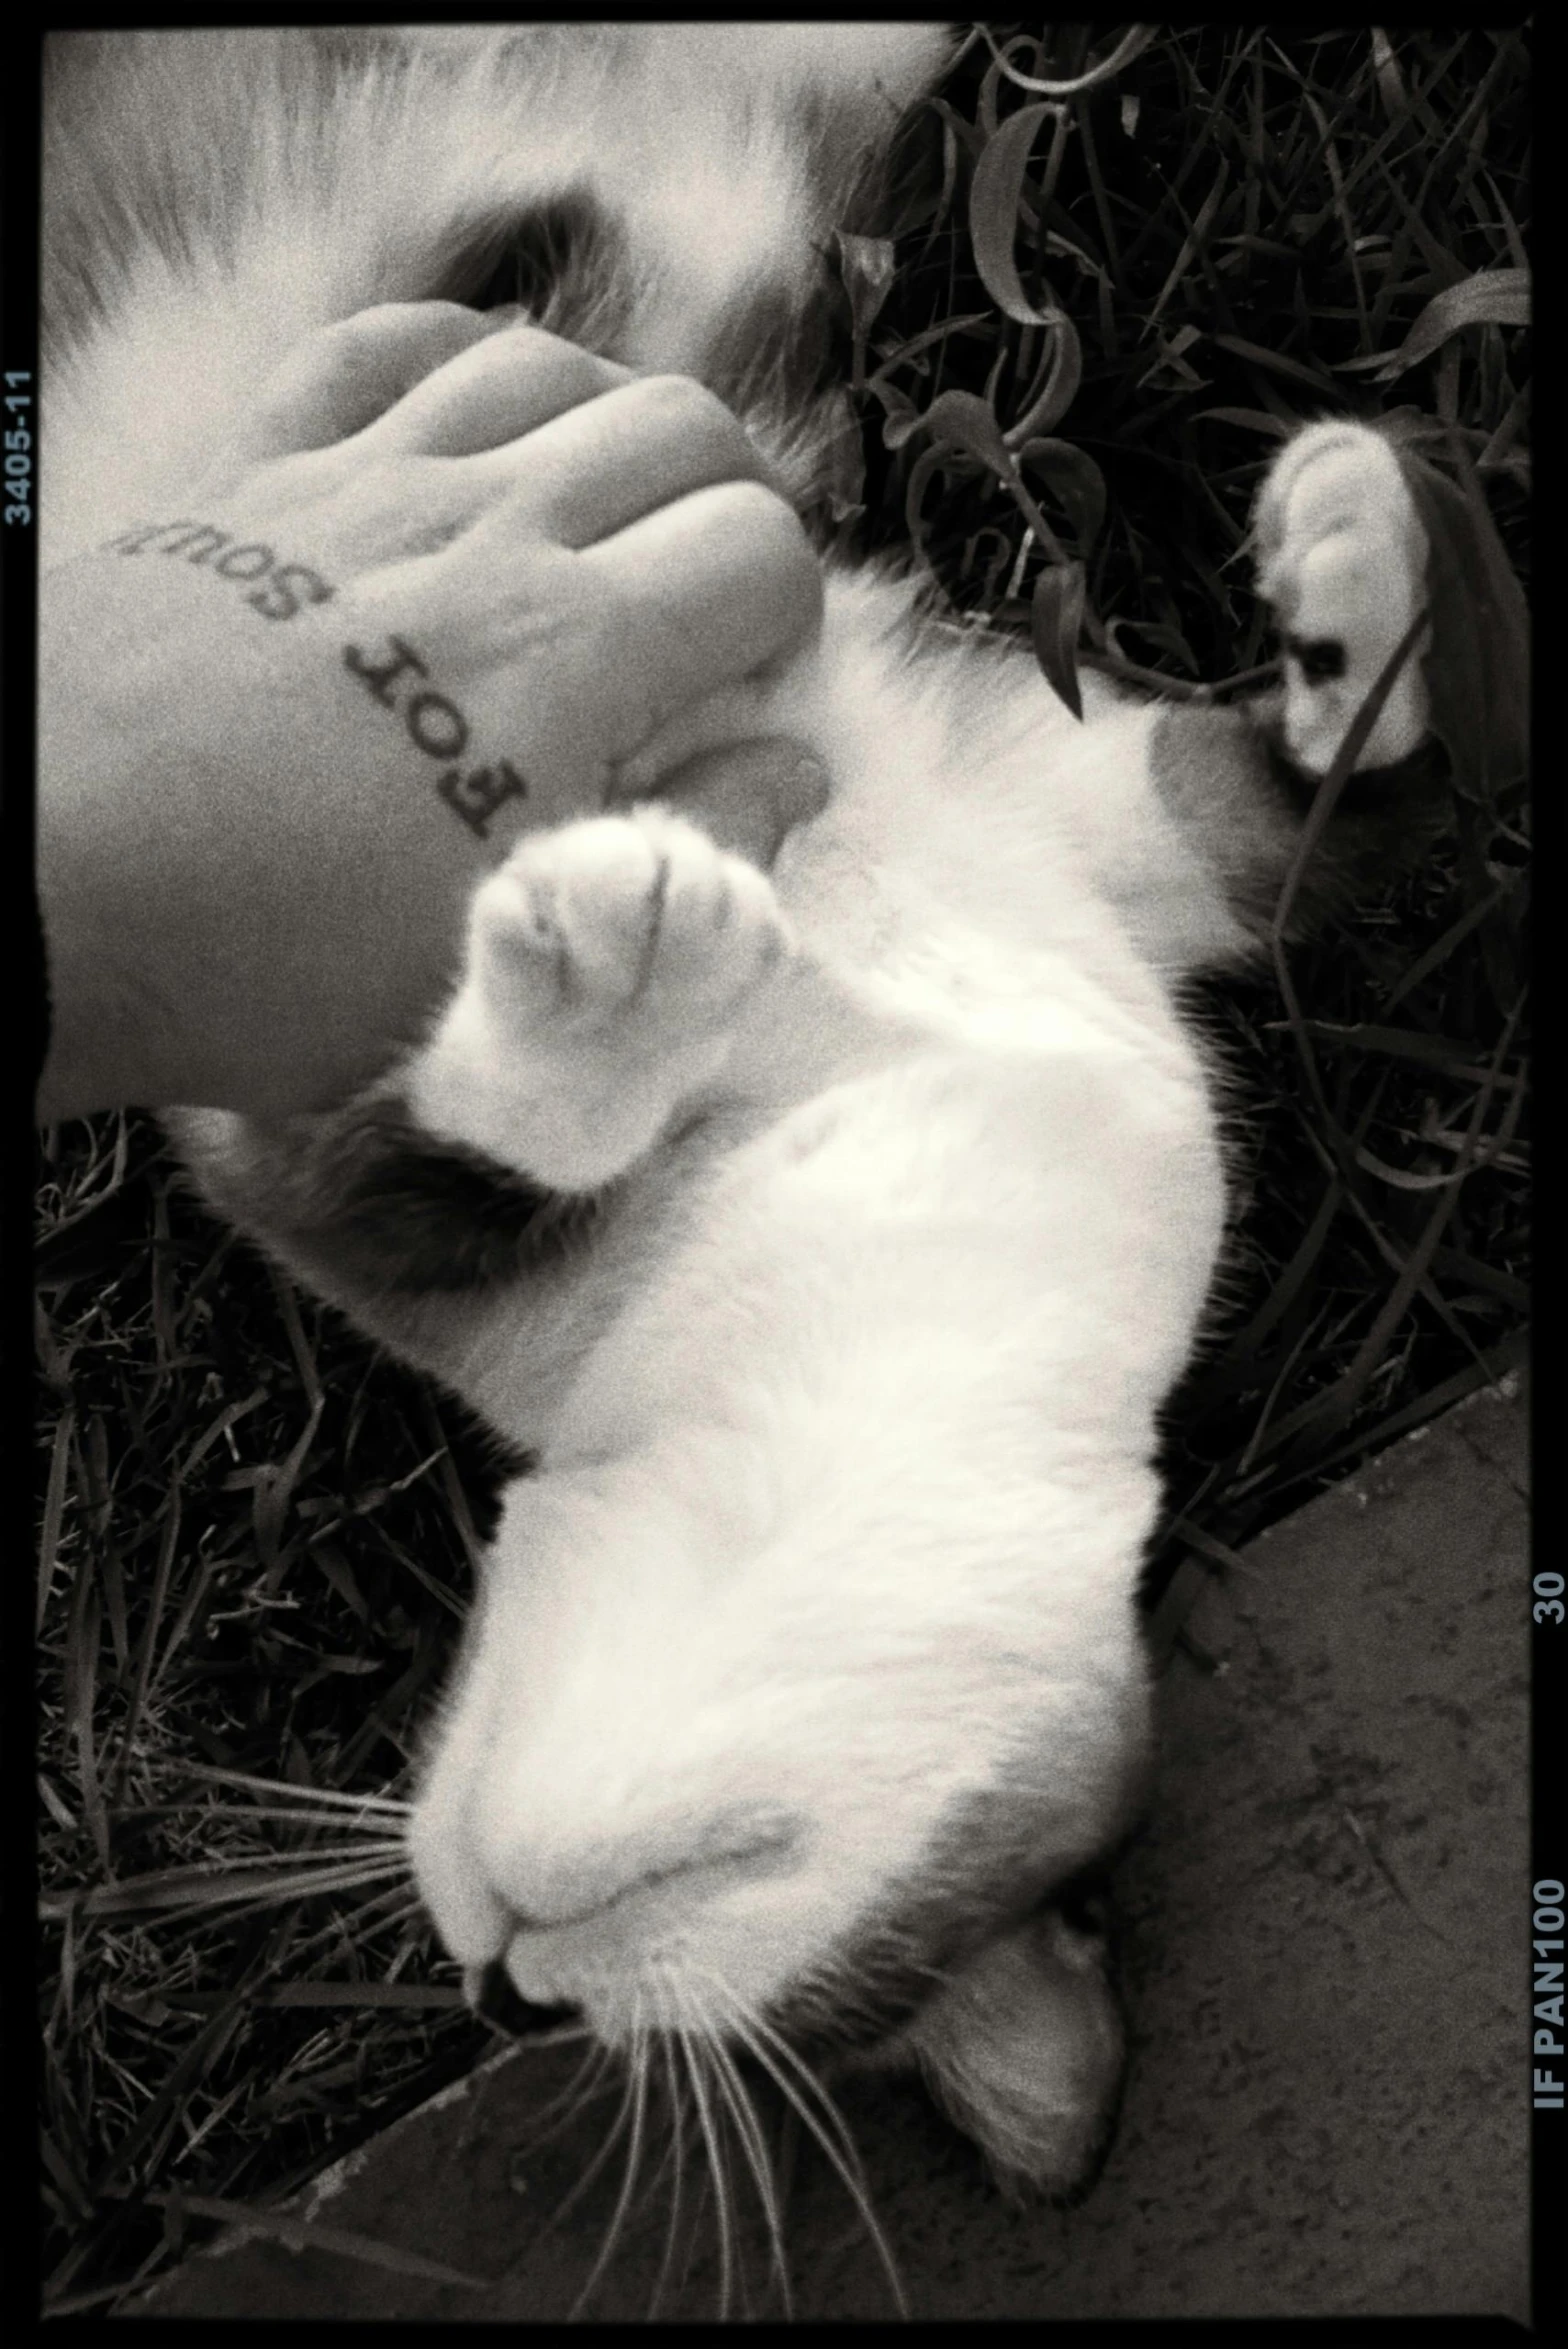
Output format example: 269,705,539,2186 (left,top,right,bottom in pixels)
472,807,792,1041
1253,420,1431,776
